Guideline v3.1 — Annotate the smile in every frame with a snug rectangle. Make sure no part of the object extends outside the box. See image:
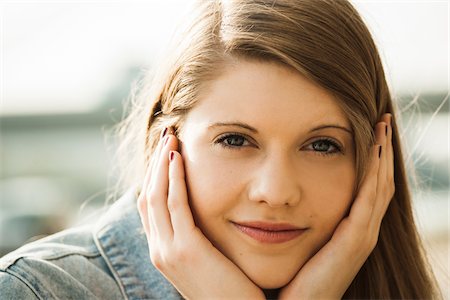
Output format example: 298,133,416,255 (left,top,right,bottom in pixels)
231,221,307,244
